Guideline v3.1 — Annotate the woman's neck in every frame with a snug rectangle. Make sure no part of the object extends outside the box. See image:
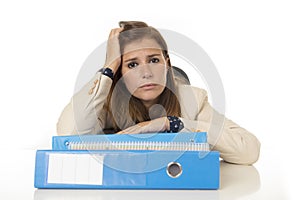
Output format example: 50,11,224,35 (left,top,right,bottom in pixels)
142,98,159,110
